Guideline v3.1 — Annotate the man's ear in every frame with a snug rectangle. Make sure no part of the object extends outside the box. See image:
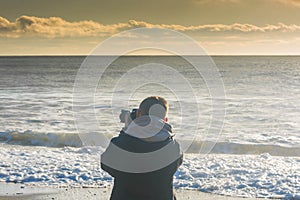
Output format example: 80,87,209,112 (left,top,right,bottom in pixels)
164,117,168,122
